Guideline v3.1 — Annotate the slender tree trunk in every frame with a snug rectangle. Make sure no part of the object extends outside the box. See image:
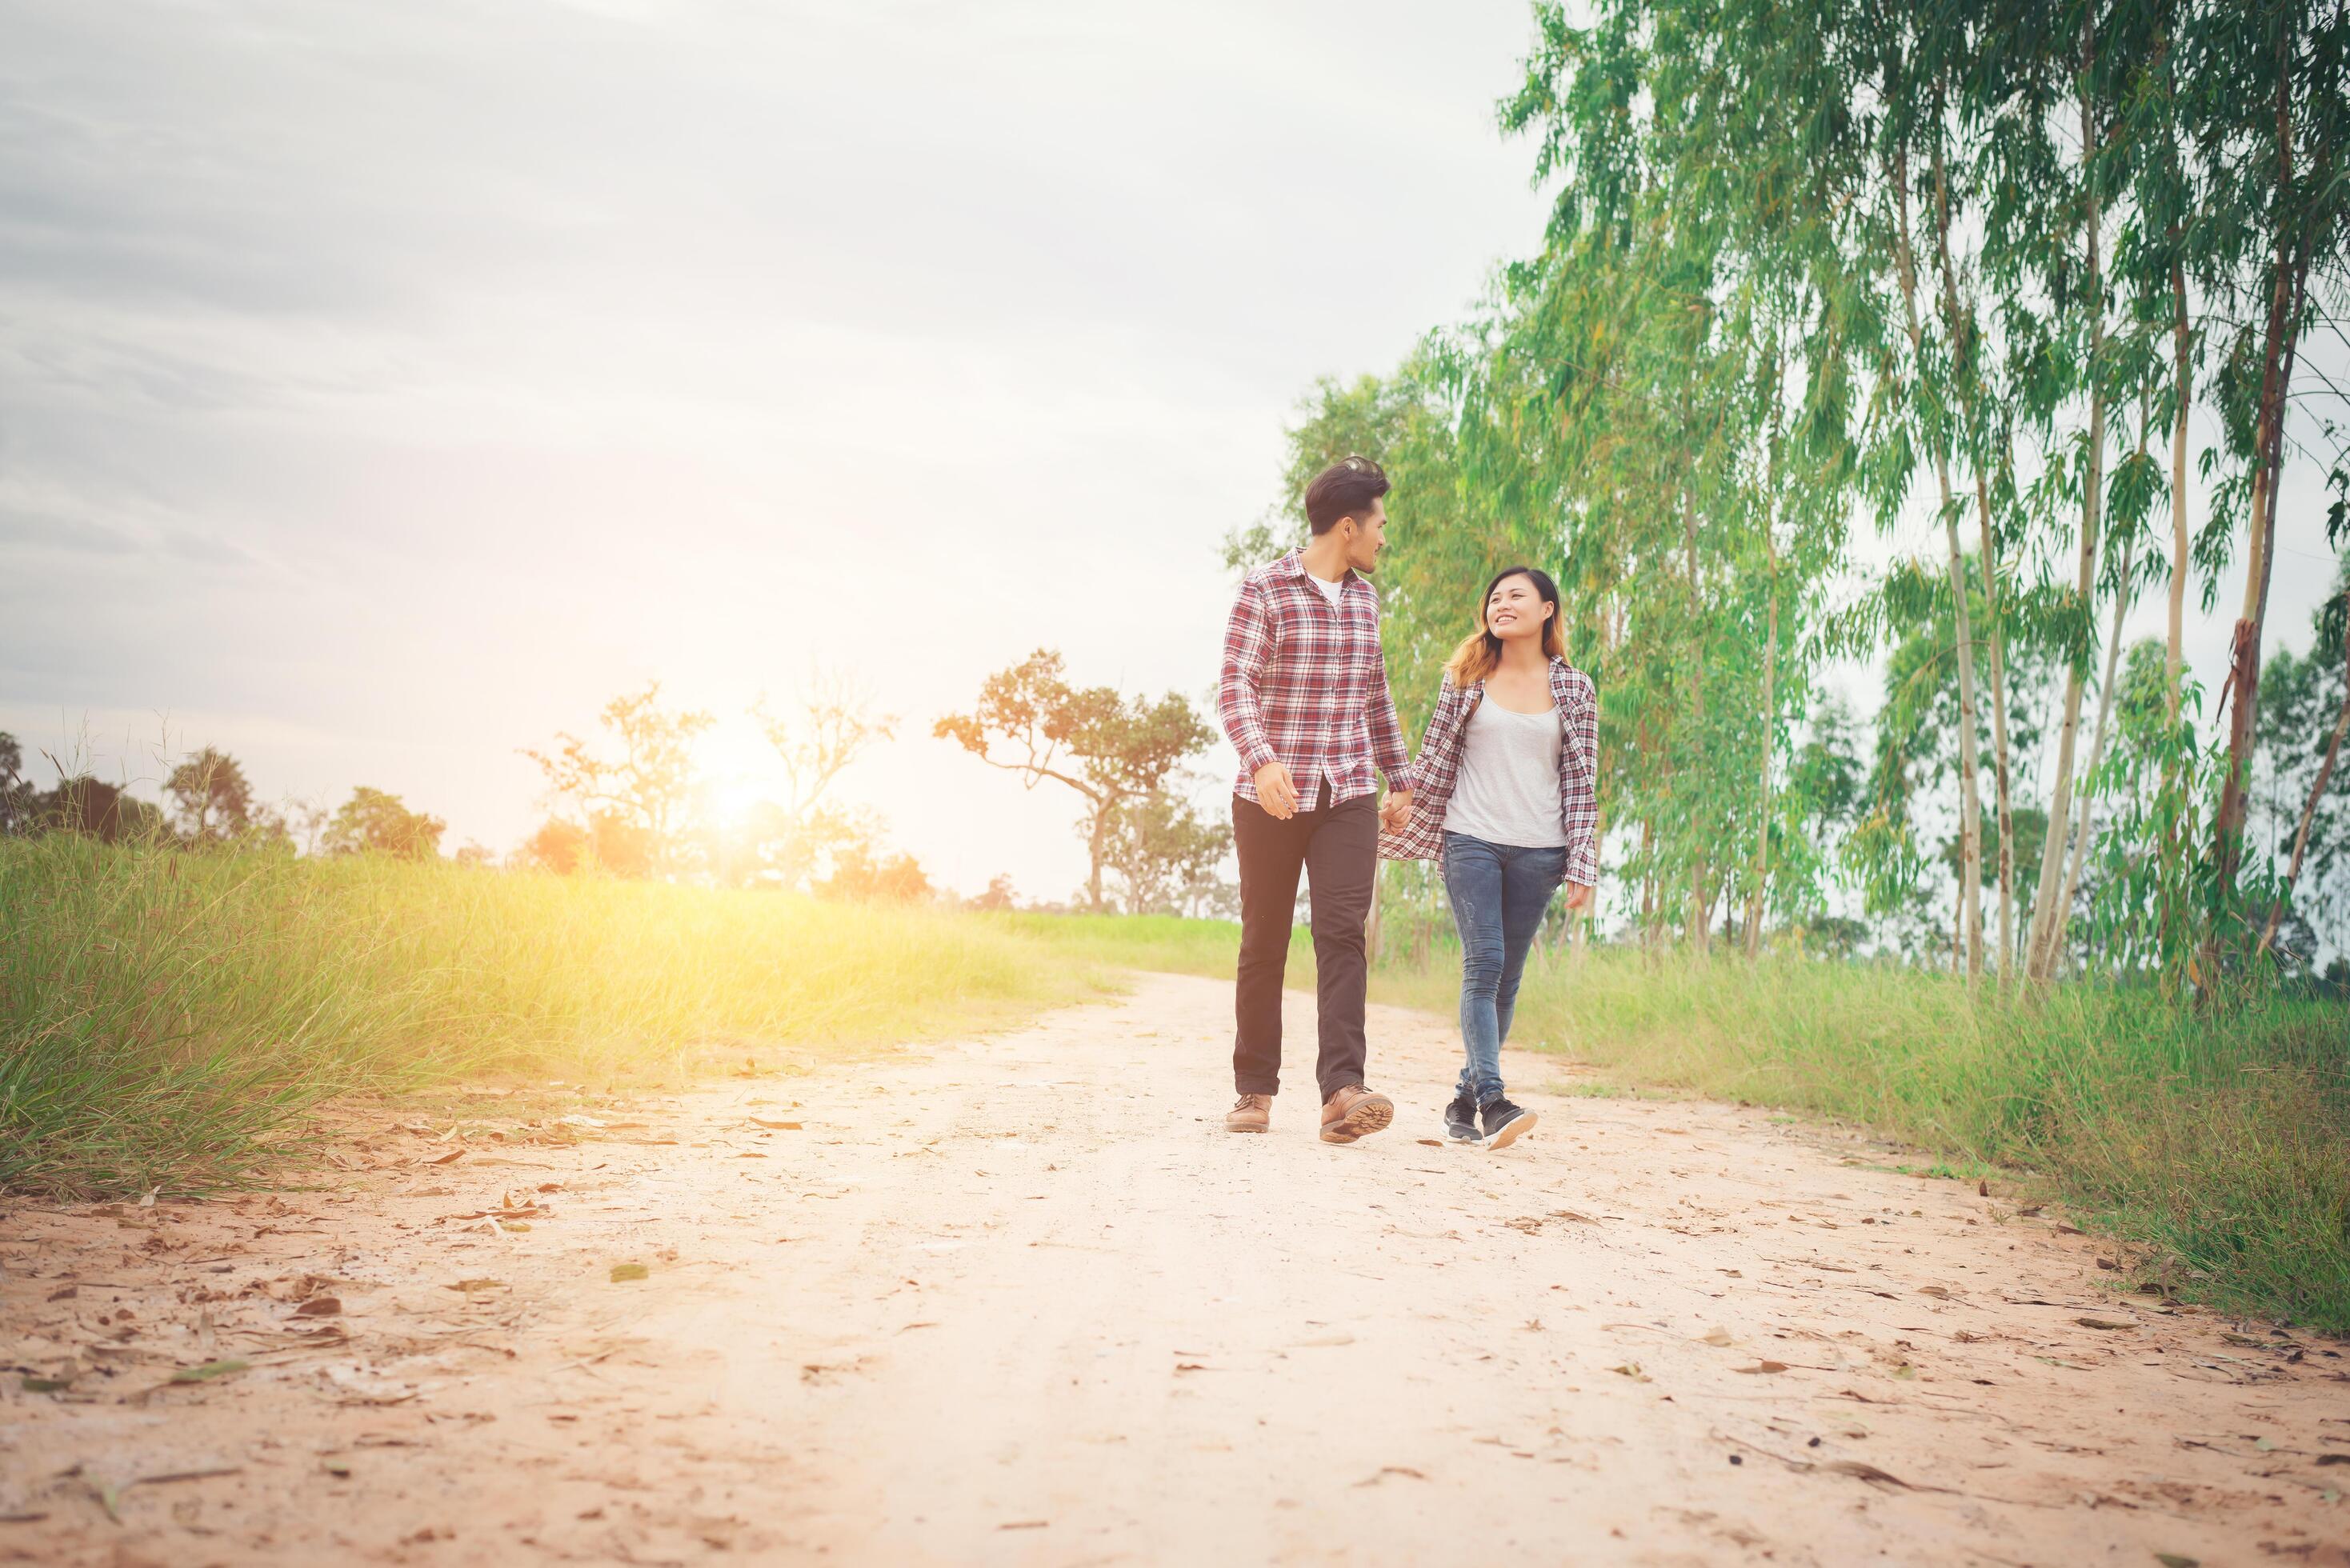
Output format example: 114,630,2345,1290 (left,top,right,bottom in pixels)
2215,253,2308,908
2026,35,2110,982
2213,22,2312,912
1971,471,2018,975
1745,353,1785,959
1087,798,1110,911
2053,531,2140,970
1931,134,2017,983
1639,815,1658,950
1685,490,1711,951
2257,614,2350,958
2166,258,2192,727
1892,137,1985,981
